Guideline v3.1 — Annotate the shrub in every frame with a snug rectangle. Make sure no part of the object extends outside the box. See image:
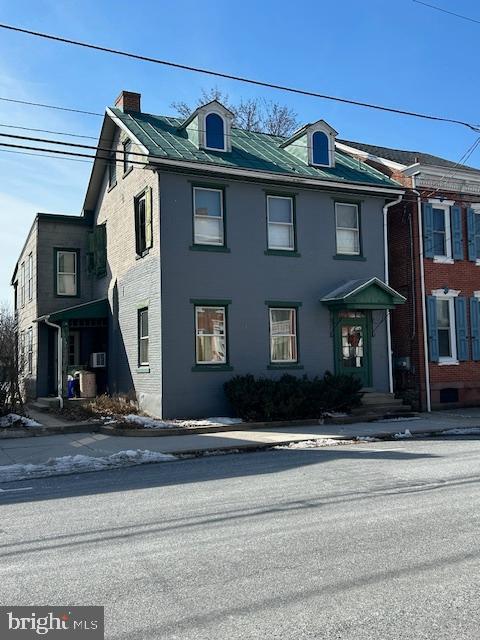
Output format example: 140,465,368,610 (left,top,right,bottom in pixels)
224,372,363,422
